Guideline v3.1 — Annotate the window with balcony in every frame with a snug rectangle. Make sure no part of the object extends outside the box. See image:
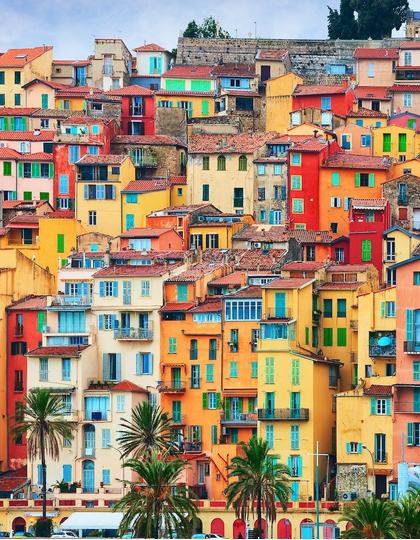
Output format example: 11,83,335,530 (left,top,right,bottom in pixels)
85,396,109,421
